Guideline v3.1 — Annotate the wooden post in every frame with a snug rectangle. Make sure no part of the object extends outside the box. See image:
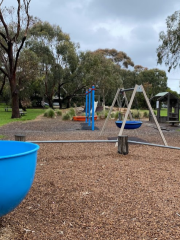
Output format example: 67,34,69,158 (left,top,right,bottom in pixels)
141,85,168,146
15,134,26,141
118,136,128,155
99,88,121,136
